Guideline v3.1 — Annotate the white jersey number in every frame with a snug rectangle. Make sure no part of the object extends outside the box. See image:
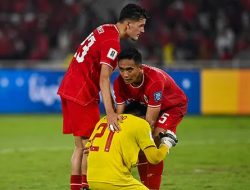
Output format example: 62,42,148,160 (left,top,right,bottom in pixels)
74,32,96,63
158,113,170,124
